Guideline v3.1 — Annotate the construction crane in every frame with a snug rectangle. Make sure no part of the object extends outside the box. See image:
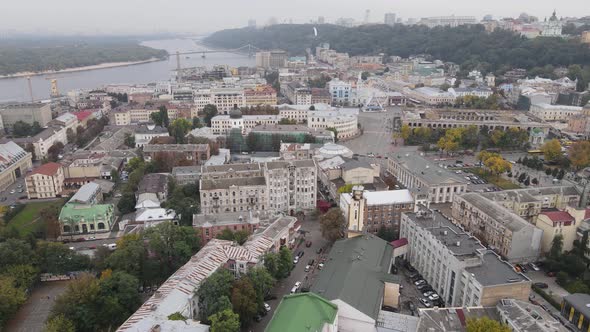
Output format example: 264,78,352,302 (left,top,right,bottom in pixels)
26,76,34,102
